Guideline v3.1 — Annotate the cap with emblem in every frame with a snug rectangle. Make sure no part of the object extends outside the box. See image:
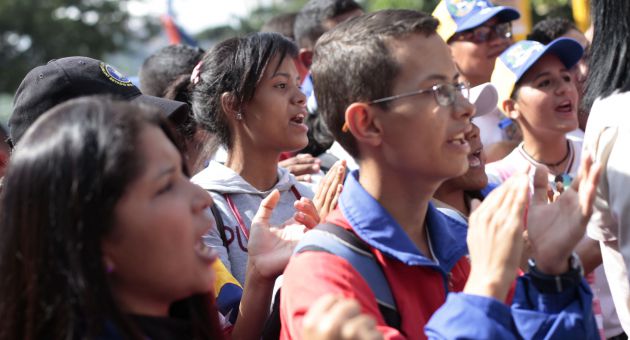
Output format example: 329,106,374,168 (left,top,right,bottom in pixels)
432,0,520,42
9,56,188,147
491,38,583,113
